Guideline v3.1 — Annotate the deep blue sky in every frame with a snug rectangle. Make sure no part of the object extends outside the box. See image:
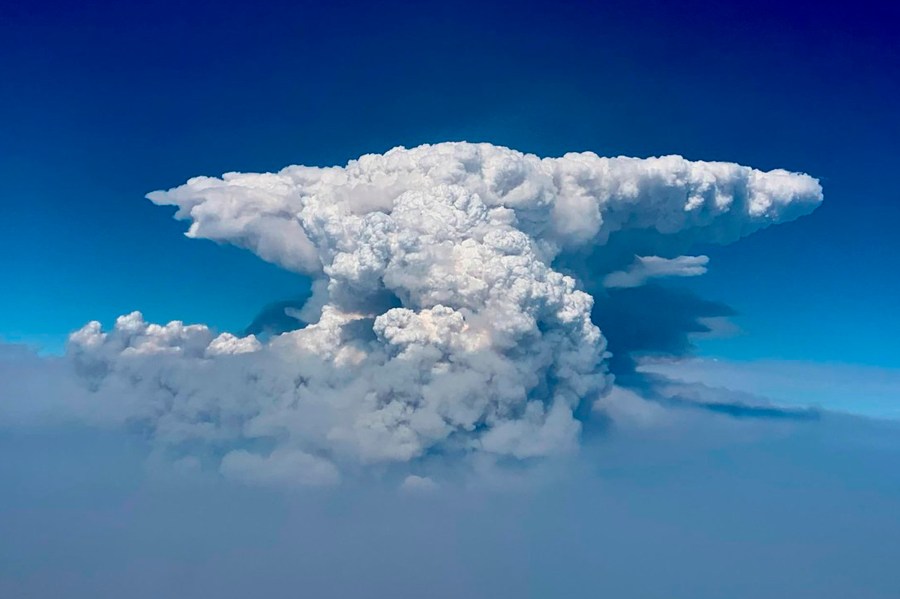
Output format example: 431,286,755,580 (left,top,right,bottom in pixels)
2,0,898,365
